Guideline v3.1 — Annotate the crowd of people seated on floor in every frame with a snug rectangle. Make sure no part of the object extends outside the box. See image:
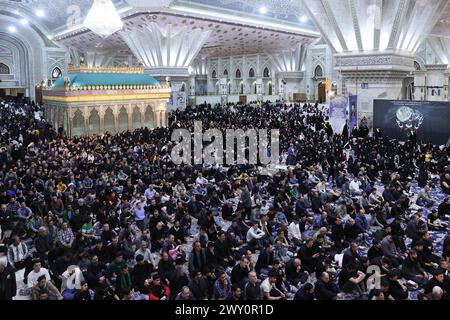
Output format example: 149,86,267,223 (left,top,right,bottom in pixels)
0,97,449,301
